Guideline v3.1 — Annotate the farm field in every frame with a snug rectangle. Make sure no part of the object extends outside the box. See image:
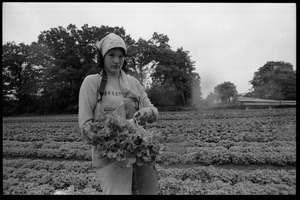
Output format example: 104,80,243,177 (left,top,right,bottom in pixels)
3,108,296,195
